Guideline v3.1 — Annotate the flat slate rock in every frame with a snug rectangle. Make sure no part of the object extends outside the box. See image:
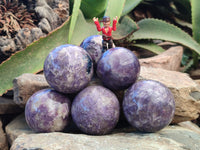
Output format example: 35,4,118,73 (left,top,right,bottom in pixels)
178,121,200,134
10,126,200,150
6,114,34,145
7,114,200,150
